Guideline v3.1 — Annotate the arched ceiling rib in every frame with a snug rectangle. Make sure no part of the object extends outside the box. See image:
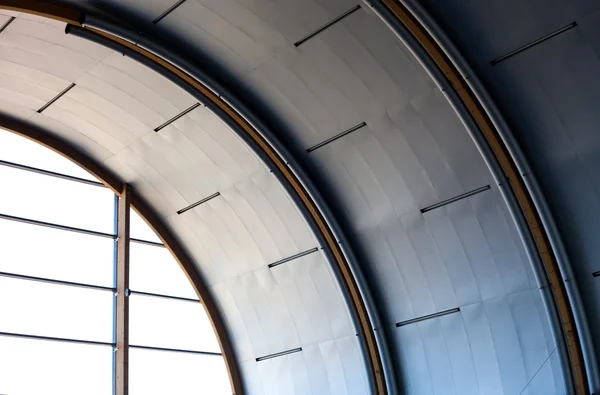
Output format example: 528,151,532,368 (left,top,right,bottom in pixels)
2,1,596,394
